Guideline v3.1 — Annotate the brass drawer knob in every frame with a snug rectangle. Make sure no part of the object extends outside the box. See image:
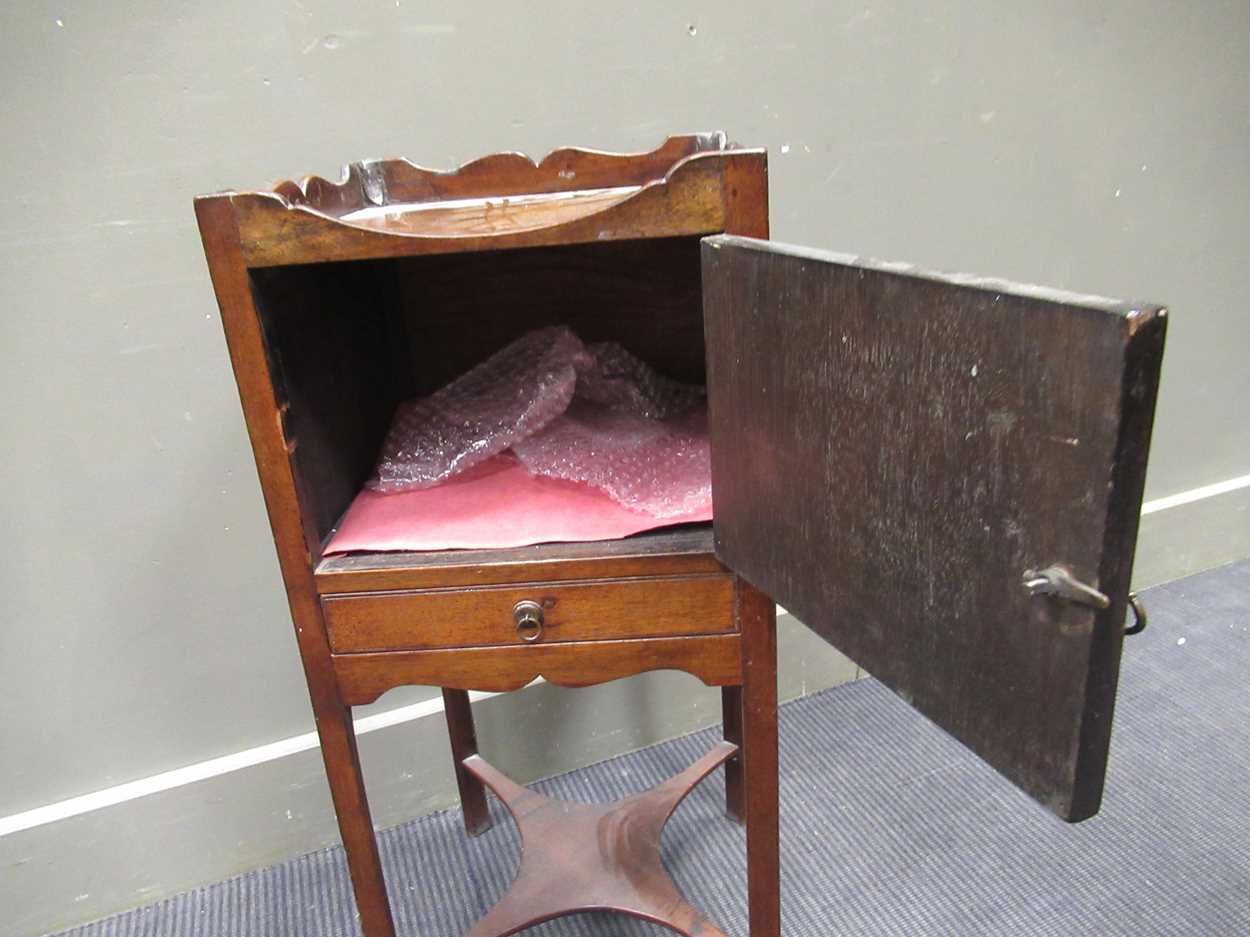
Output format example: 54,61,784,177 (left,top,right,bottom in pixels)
513,600,544,642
